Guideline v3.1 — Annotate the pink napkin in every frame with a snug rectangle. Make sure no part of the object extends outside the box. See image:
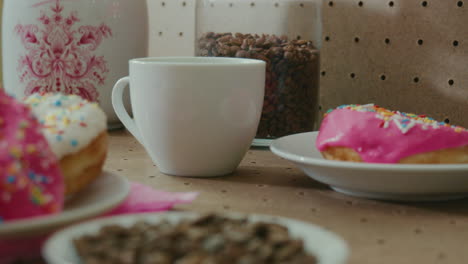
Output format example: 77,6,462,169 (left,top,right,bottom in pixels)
0,182,198,263
106,182,198,216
